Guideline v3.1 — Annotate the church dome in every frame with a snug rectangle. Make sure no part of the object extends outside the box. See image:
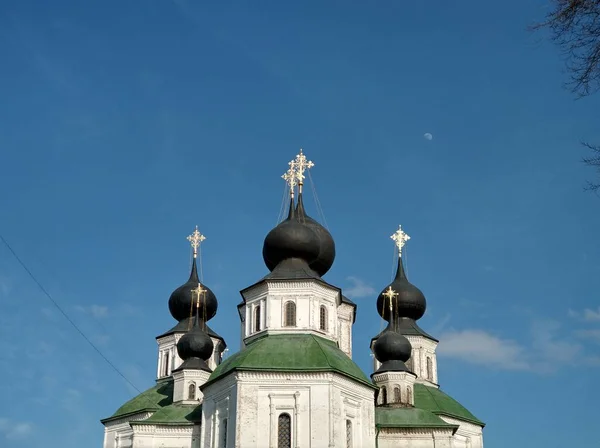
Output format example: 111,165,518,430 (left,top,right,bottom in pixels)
295,193,336,276
376,257,426,322
168,258,218,322
176,319,215,361
263,199,321,271
372,328,412,364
